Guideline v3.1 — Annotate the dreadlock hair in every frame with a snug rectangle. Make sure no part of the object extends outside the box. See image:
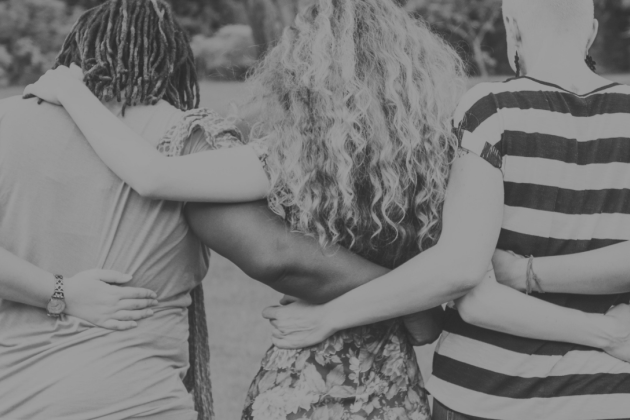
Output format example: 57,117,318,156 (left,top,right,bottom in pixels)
56,3,211,419
55,0,199,114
